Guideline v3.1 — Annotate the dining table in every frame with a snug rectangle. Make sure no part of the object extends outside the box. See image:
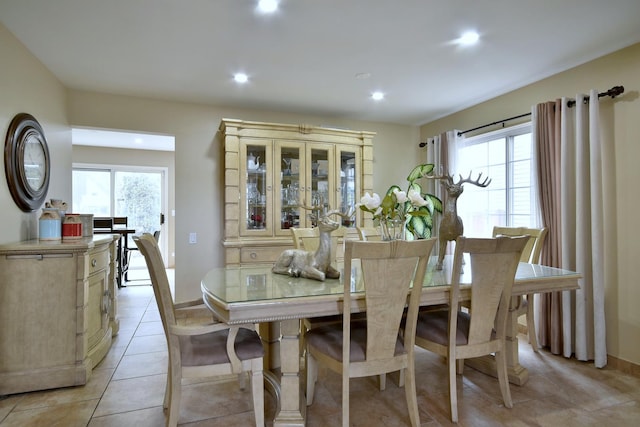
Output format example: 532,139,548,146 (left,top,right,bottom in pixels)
201,255,581,427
